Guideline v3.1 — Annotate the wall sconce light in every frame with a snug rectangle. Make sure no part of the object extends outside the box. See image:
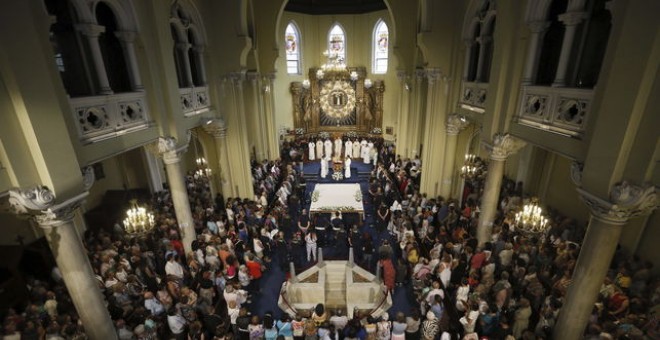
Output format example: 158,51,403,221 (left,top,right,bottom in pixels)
364,78,373,89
